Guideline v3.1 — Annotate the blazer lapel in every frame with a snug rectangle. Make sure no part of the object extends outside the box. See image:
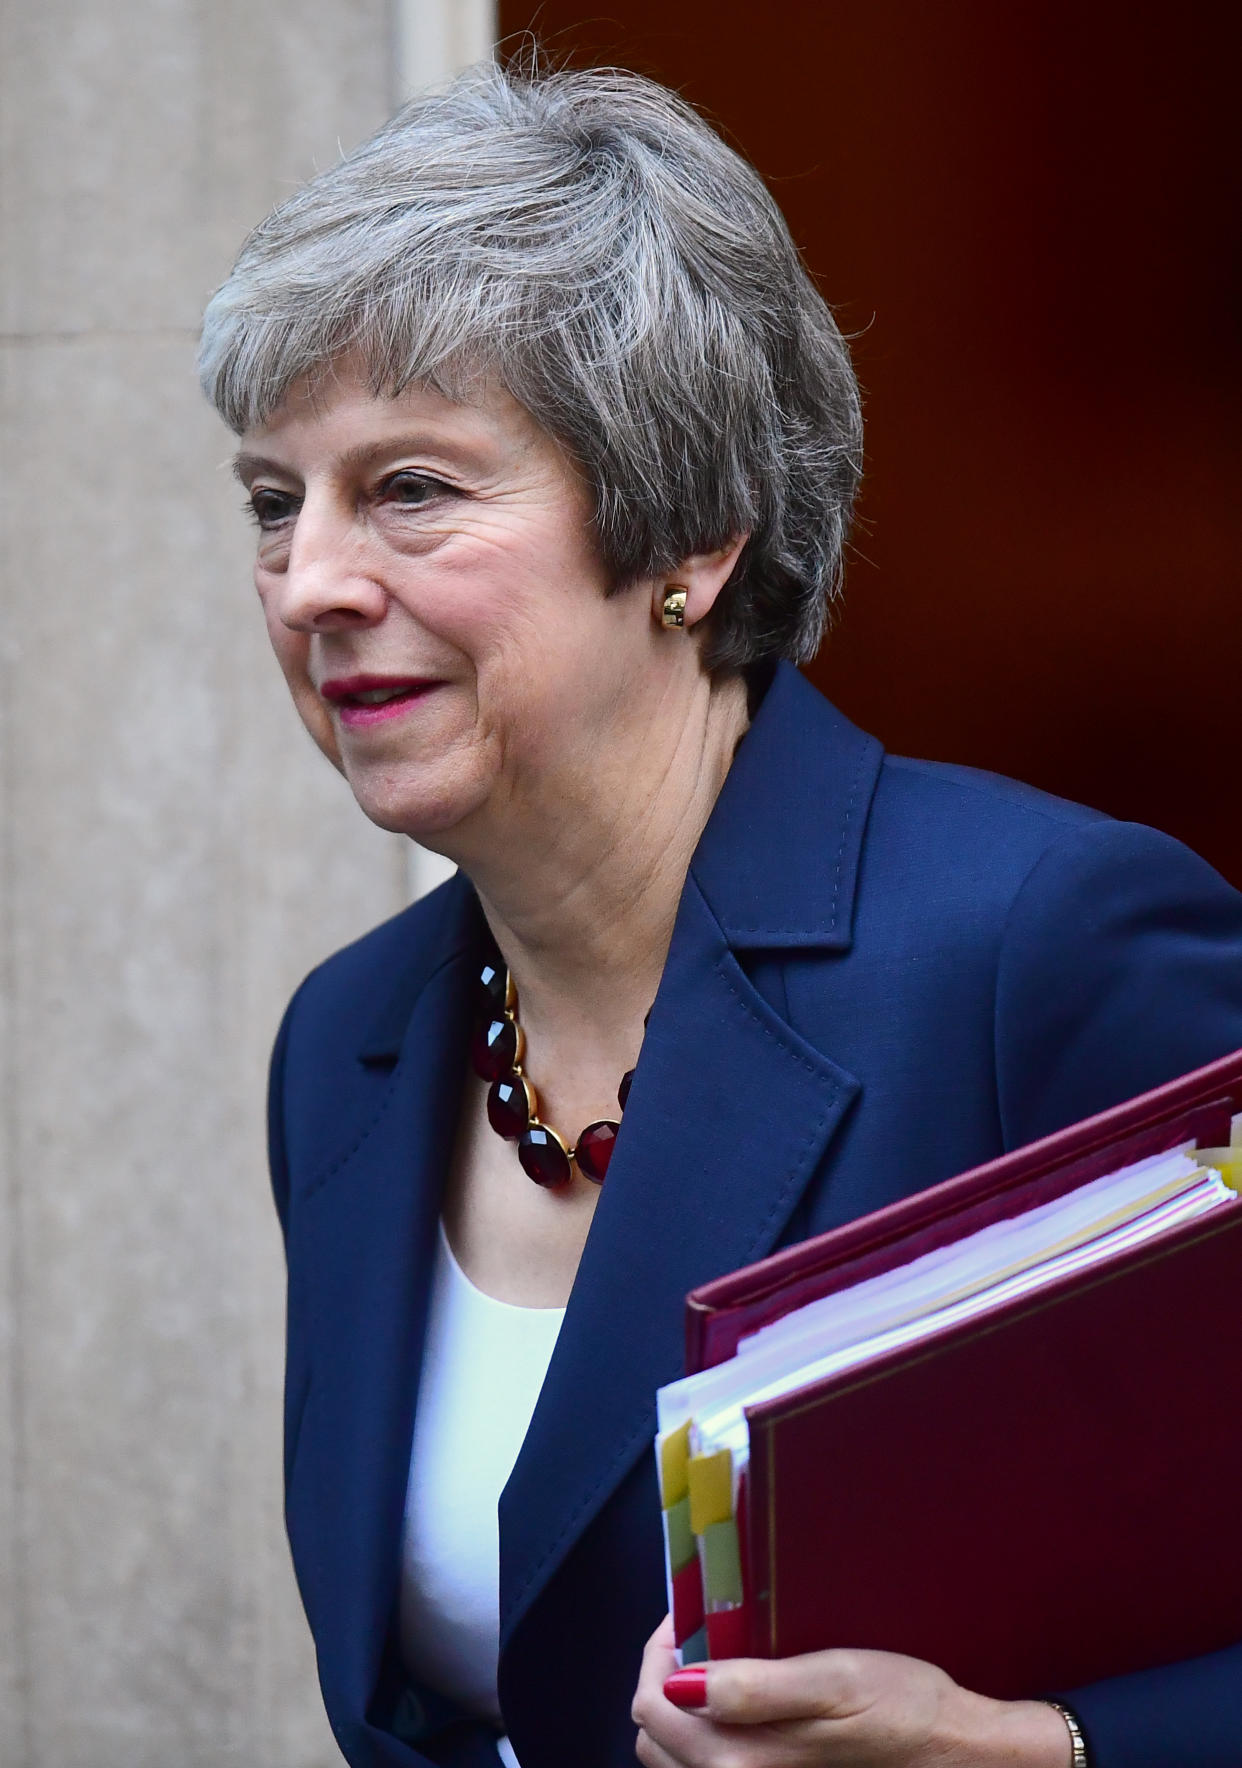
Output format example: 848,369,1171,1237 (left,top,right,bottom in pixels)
499,666,885,1648
288,876,480,1728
